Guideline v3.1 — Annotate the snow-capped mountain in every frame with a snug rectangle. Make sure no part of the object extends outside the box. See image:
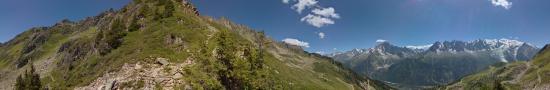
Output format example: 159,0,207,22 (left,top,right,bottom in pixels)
405,44,433,50
429,39,523,51
327,39,540,88
333,39,537,61
426,39,537,62
331,41,418,63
